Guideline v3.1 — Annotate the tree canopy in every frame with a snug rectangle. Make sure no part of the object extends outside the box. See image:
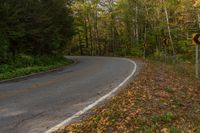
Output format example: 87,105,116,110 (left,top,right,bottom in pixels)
0,0,74,63
0,0,200,63
70,0,200,62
